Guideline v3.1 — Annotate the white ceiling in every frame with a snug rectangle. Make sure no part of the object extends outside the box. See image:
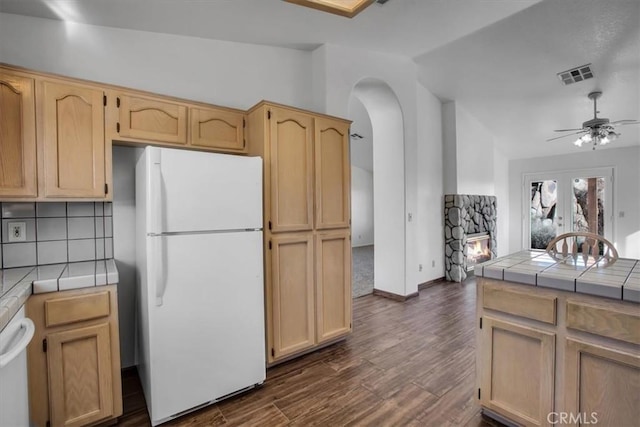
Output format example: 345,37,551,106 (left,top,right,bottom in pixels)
416,0,640,159
1,0,638,160
0,0,539,56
